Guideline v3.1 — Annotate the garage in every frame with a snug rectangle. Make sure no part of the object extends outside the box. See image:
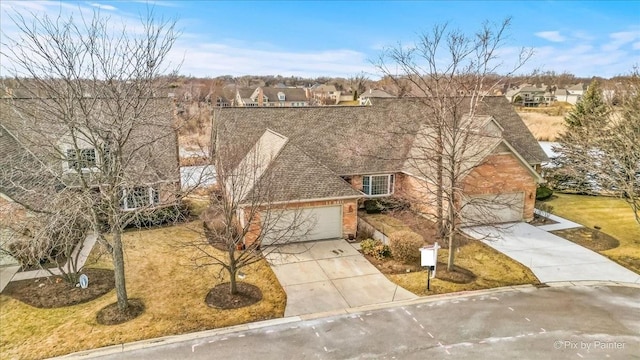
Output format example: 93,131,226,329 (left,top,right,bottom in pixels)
461,192,524,225
261,205,343,245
